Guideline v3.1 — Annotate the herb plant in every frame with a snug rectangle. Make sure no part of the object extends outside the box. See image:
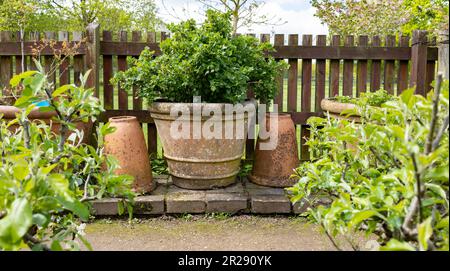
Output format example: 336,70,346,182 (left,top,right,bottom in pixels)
113,10,287,105
333,89,395,107
289,77,449,251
